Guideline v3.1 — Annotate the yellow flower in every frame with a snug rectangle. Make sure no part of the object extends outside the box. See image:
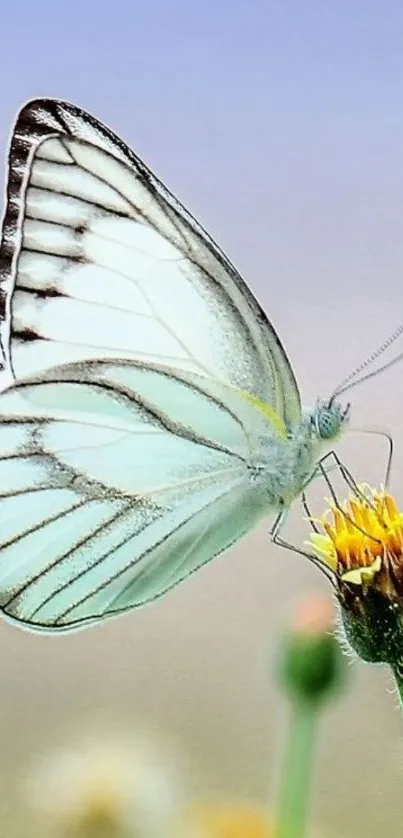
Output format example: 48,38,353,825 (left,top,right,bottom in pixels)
309,486,403,591
180,802,323,838
307,486,403,677
181,801,274,838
